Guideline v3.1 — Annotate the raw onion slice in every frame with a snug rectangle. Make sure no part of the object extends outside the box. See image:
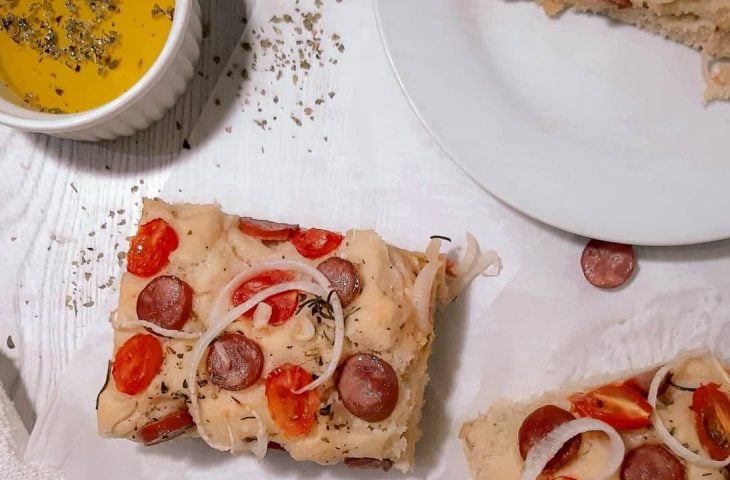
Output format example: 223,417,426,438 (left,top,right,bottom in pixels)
113,316,201,340
252,303,272,329
290,316,316,343
446,249,500,302
521,418,624,480
251,410,268,460
411,262,439,332
449,232,478,277
648,363,730,468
